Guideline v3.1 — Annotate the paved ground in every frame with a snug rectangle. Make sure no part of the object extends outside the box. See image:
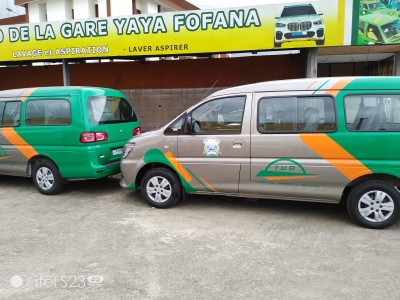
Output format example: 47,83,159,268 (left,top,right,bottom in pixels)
0,175,399,300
